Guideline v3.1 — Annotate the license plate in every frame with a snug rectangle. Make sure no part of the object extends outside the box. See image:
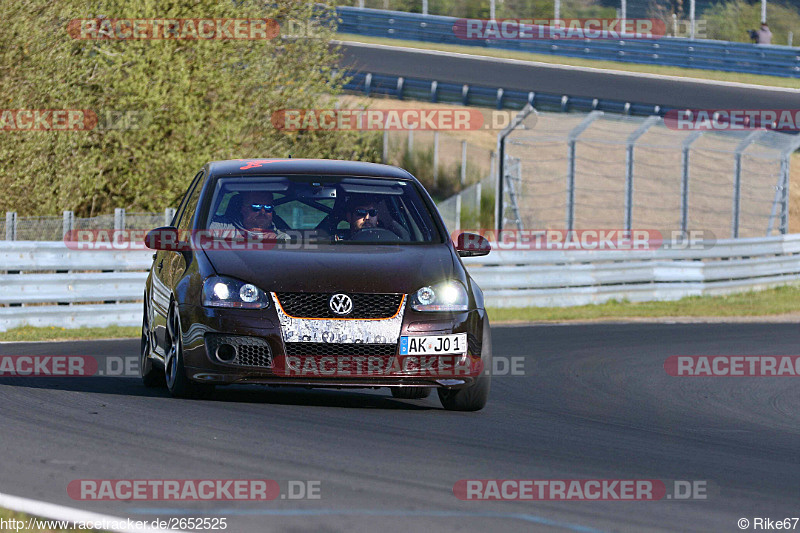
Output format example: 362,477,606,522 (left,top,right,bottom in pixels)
399,334,467,356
